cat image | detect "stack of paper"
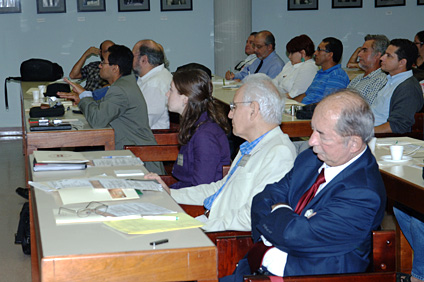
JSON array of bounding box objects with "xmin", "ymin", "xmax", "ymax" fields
[
  {"xmin": 33, "ymin": 151, "xmax": 88, "ymax": 172},
  {"xmin": 104, "ymin": 212, "xmax": 204, "ymax": 235}
]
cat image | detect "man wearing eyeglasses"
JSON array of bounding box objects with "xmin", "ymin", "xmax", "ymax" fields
[
  {"xmin": 146, "ymin": 74, "xmax": 296, "ymax": 232},
  {"xmin": 59, "ymin": 45, "xmax": 164, "ymax": 175},
  {"xmin": 295, "ymin": 37, "xmax": 349, "ymax": 105},
  {"xmin": 225, "ymin": 30, "xmax": 285, "ymax": 81}
]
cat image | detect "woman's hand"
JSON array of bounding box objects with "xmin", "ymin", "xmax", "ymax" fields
[{"xmin": 145, "ymin": 173, "xmax": 170, "ymax": 194}]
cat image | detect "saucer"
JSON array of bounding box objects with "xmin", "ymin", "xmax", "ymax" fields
[{"xmin": 380, "ymin": 155, "xmax": 412, "ymax": 163}]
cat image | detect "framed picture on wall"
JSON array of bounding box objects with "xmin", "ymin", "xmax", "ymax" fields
[
  {"xmin": 332, "ymin": 0, "xmax": 362, "ymax": 8},
  {"xmin": 37, "ymin": 0, "xmax": 66, "ymax": 13},
  {"xmin": 418, "ymin": 0, "xmax": 424, "ymax": 5},
  {"xmin": 288, "ymin": 0, "xmax": 318, "ymax": 11},
  {"xmin": 375, "ymin": 0, "xmax": 405, "ymax": 7},
  {"xmin": 77, "ymin": 0, "xmax": 106, "ymax": 12},
  {"xmin": 118, "ymin": 0, "xmax": 149, "ymax": 12},
  {"xmin": 0, "ymin": 0, "xmax": 21, "ymax": 13},
  {"xmin": 161, "ymin": 0, "xmax": 192, "ymax": 11}
]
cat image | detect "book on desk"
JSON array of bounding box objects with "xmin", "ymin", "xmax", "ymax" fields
[{"xmin": 33, "ymin": 151, "xmax": 89, "ymax": 172}]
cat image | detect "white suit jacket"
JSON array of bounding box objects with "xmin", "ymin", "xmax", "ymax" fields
[{"xmin": 171, "ymin": 126, "xmax": 296, "ymax": 231}]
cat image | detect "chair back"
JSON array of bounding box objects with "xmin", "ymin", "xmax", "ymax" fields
[{"xmin": 124, "ymin": 145, "xmax": 179, "ymax": 162}]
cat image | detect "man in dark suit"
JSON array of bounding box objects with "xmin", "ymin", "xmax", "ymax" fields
[{"xmin": 221, "ymin": 89, "xmax": 386, "ymax": 281}]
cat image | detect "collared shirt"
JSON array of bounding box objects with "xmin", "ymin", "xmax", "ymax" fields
[
  {"xmin": 371, "ymin": 70, "xmax": 413, "ymax": 126},
  {"xmin": 234, "ymin": 51, "xmax": 285, "ymax": 80},
  {"xmin": 137, "ymin": 64, "xmax": 172, "ymax": 129},
  {"xmin": 234, "ymin": 54, "xmax": 257, "ymax": 74},
  {"xmin": 203, "ymin": 131, "xmax": 270, "ymax": 210},
  {"xmin": 80, "ymin": 61, "xmax": 108, "ymax": 92},
  {"xmin": 262, "ymin": 147, "xmax": 367, "ymax": 276},
  {"xmin": 348, "ymin": 68, "xmax": 387, "ymax": 106},
  {"xmin": 302, "ymin": 64, "xmax": 350, "ymax": 105},
  {"xmin": 272, "ymin": 59, "xmax": 318, "ymax": 98}
]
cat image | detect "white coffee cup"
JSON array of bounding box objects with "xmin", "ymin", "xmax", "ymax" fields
[
  {"xmin": 38, "ymin": 85, "xmax": 46, "ymax": 98},
  {"xmin": 390, "ymin": 145, "xmax": 404, "ymax": 161},
  {"xmin": 32, "ymin": 90, "xmax": 40, "ymax": 102}
]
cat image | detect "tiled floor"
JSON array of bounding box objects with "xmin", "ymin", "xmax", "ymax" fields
[{"xmin": 0, "ymin": 138, "xmax": 31, "ymax": 282}]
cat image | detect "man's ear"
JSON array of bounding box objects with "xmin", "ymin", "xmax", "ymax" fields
[
  {"xmin": 399, "ymin": 58, "xmax": 407, "ymax": 70},
  {"xmin": 249, "ymin": 101, "xmax": 260, "ymax": 121},
  {"xmin": 349, "ymin": 136, "xmax": 364, "ymax": 153}
]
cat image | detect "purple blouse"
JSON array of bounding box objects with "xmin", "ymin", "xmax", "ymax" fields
[{"xmin": 170, "ymin": 112, "xmax": 231, "ymax": 189}]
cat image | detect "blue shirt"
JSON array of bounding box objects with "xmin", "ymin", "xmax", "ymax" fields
[
  {"xmin": 234, "ymin": 51, "xmax": 285, "ymax": 80},
  {"xmin": 302, "ymin": 64, "xmax": 350, "ymax": 105},
  {"xmin": 372, "ymin": 70, "xmax": 413, "ymax": 126},
  {"xmin": 203, "ymin": 131, "xmax": 270, "ymax": 210}
]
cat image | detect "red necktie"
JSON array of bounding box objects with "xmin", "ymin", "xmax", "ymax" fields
[{"xmin": 294, "ymin": 168, "xmax": 325, "ymax": 215}]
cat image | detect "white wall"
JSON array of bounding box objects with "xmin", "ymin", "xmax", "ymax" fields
[
  {"xmin": 252, "ymin": 0, "xmax": 424, "ymax": 69},
  {"xmin": 0, "ymin": 0, "xmax": 214, "ymax": 127},
  {"xmin": 1, "ymin": 0, "xmax": 423, "ymax": 128}
]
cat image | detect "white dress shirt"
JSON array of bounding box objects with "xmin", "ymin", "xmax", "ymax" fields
[{"xmin": 137, "ymin": 64, "xmax": 172, "ymax": 129}]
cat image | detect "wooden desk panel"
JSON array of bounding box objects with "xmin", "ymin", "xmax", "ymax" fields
[{"xmin": 30, "ymin": 151, "xmax": 217, "ymax": 282}]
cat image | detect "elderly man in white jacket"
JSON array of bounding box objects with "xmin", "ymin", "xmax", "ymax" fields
[{"xmin": 146, "ymin": 74, "xmax": 296, "ymax": 232}]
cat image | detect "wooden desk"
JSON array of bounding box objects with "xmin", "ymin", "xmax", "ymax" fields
[
  {"xmin": 21, "ymin": 82, "xmax": 115, "ymax": 182},
  {"xmin": 375, "ymin": 137, "xmax": 424, "ymax": 272},
  {"xmin": 30, "ymin": 150, "xmax": 217, "ymax": 282},
  {"xmin": 212, "ymin": 80, "xmax": 312, "ymax": 138}
]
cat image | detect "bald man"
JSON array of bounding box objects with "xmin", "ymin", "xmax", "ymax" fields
[
  {"xmin": 69, "ymin": 40, "xmax": 114, "ymax": 91},
  {"xmin": 132, "ymin": 39, "xmax": 172, "ymax": 129}
]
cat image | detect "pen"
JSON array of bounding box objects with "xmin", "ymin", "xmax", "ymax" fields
[
  {"xmin": 150, "ymin": 239, "xmax": 169, "ymax": 248},
  {"xmin": 102, "ymin": 155, "xmax": 133, "ymax": 159},
  {"xmin": 142, "ymin": 216, "xmax": 179, "ymax": 220}
]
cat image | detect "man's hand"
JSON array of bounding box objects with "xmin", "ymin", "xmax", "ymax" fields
[
  {"xmin": 225, "ymin": 70, "xmax": 235, "ymax": 80},
  {"xmin": 57, "ymin": 78, "xmax": 86, "ymax": 105},
  {"xmin": 144, "ymin": 173, "xmax": 170, "ymax": 194},
  {"xmin": 84, "ymin": 46, "xmax": 100, "ymax": 58}
]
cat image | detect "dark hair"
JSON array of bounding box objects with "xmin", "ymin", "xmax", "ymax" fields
[
  {"xmin": 137, "ymin": 45, "xmax": 164, "ymax": 66},
  {"xmin": 176, "ymin": 63, "xmax": 212, "ymax": 79},
  {"xmin": 390, "ymin": 39, "xmax": 418, "ymax": 70},
  {"xmin": 286, "ymin": 34, "xmax": 315, "ymax": 57},
  {"xmin": 173, "ymin": 69, "xmax": 230, "ymax": 145},
  {"xmin": 322, "ymin": 37, "xmax": 343, "ymax": 63},
  {"xmin": 107, "ymin": 45, "xmax": 133, "ymax": 76},
  {"xmin": 250, "ymin": 31, "xmax": 258, "ymax": 37},
  {"xmin": 416, "ymin": 30, "xmax": 424, "ymax": 44}
]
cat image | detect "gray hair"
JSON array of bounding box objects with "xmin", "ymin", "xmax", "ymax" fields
[
  {"xmin": 322, "ymin": 89, "xmax": 375, "ymax": 143},
  {"xmin": 364, "ymin": 34, "xmax": 390, "ymax": 56},
  {"xmin": 241, "ymin": 73, "xmax": 285, "ymax": 124},
  {"xmin": 137, "ymin": 45, "xmax": 164, "ymax": 66}
]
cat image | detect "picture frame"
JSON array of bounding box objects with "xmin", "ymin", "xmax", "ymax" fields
[
  {"xmin": 0, "ymin": 0, "xmax": 21, "ymax": 13},
  {"xmin": 37, "ymin": 0, "xmax": 66, "ymax": 13},
  {"xmin": 332, "ymin": 0, "xmax": 362, "ymax": 9},
  {"xmin": 161, "ymin": 0, "xmax": 192, "ymax": 12},
  {"xmin": 77, "ymin": 0, "xmax": 106, "ymax": 12},
  {"xmin": 375, "ymin": 0, "xmax": 405, "ymax": 7},
  {"xmin": 418, "ymin": 0, "xmax": 424, "ymax": 5},
  {"xmin": 118, "ymin": 0, "xmax": 149, "ymax": 12},
  {"xmin": 288, "ymin": 0, "xmax": 318, "ymax": 11}
]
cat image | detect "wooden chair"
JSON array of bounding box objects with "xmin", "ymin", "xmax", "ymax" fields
[
  {"xmin": 244, "ymin": 272, "xmax": 396, "ymax": 282},
  {"xmin": 152, "ymin": 130, "xmax": 179, "ymax": 145},
  {"xmin": 124, "ymin": 144, "xmax": 179, "ymax": 177},
  {"xmin": 243, "ymin": 230, "xmax": 396, "ymax": 282},
  {"xmin": 375, "ymin": 112, "xmax": 424, "ymax": 140}
]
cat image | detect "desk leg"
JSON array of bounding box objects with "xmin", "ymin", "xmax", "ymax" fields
[
  {"xmin": 396, "ymin": 222, "xmax": 413, "ymax": 273},
  {"xmin": 29, "ymin": 190, "xmax": 40, "ymax": 282}
]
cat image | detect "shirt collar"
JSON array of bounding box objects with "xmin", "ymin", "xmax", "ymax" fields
[
  {"xmin": 239, "ymin": 131, "xmax": 270, "ymax": 155},
  {"xmin": 318, "ymin": 64, "xmax": 341, "ymax": 73},
  {"xmin": 387, "ymin": 69, "xmax": 413, "ymax": 84},
  {"xmin": 140, "ymin": 64, "xmax": 165, "ymax": 82},
  {"xmin": 319, "ymin": 147, "xmax": 367, "ymax": 185}
]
